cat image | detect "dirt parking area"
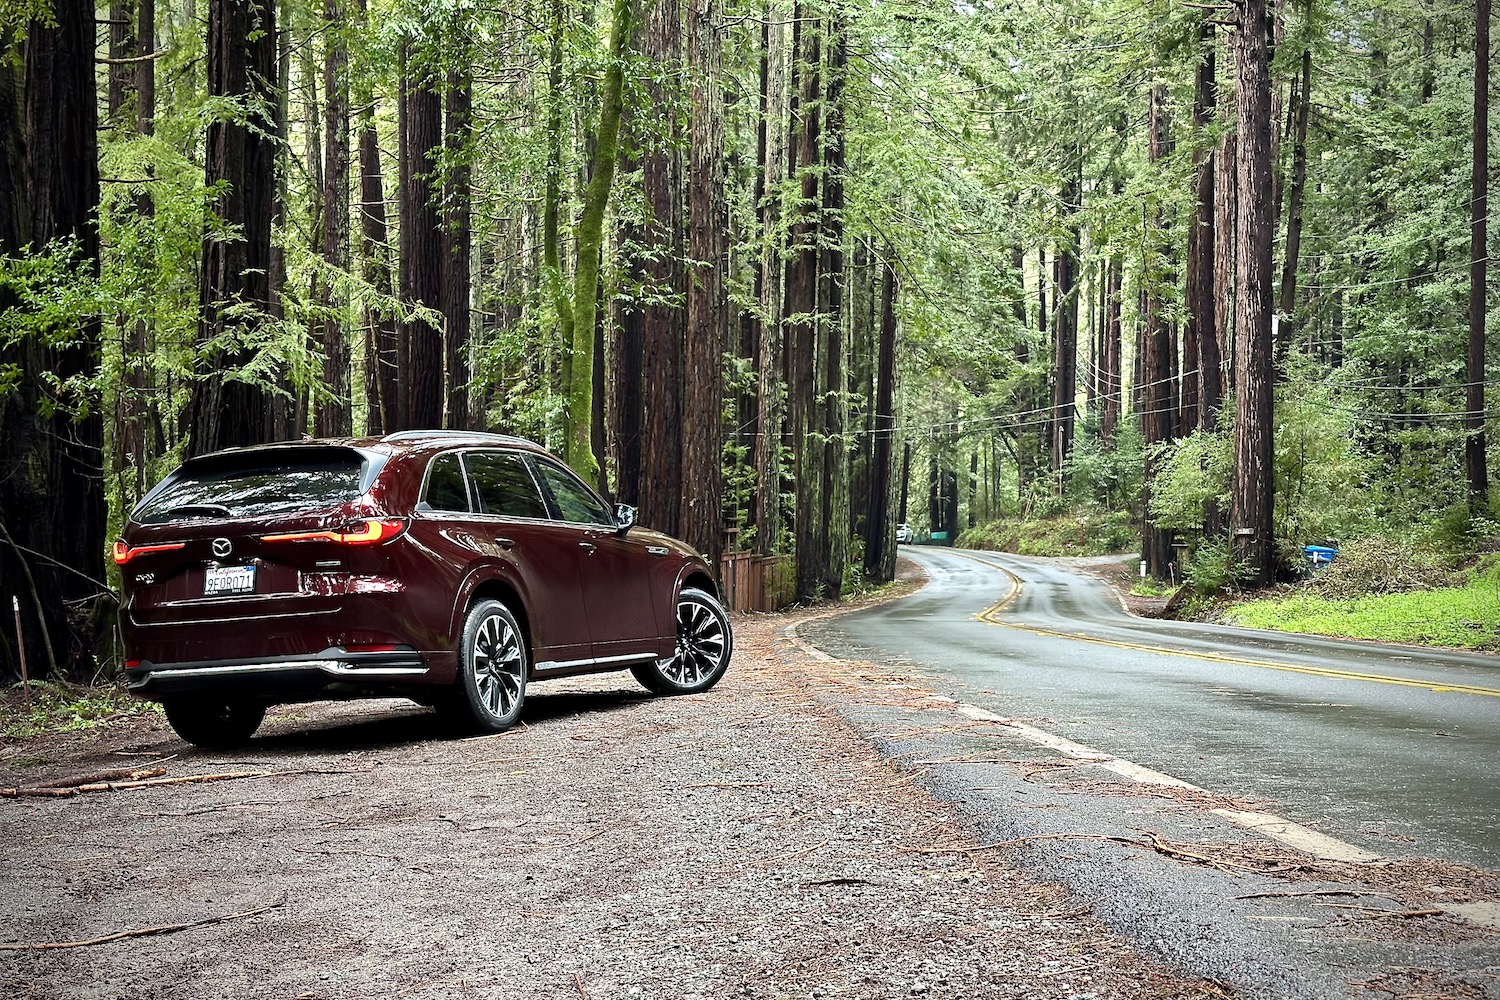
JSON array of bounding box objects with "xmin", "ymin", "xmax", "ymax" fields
[{"xmin": 0, "ymin": 587, "xmax": 1236, "ymax": 1000}]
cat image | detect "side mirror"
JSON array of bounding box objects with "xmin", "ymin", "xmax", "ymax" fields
[{"xmin": 614, "ymin": 503, "xmax": 637, "ymax": 535}]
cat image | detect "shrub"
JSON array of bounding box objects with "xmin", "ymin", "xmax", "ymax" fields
[{"xmin": 1309, "ymin": 534, "xmax": 1454, "ymax": 599}]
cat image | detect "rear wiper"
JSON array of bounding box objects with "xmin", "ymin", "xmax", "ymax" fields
[{"xmin": 158, "ymin": 503, "xmax": 233, "ymax": 520}]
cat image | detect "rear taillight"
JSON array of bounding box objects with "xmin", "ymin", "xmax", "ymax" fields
[
  {"xmin": 261, "ymin": 518, "xmax": 406, "ymax": 546},
  {"xmin": 112, "ymin": 540, "xmax": 187, "ymax": 565},
  {"xmin": 125, "ymin": 659, "xmax": 141, "ymax": 669}
]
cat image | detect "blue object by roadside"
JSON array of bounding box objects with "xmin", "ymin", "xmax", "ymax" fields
[{"xmin": 1303, "ymin": 544, "xmax": 1338, "ymax": 567}]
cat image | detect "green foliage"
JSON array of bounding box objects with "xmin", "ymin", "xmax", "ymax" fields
[
  {"xmin": 1308, "ymin": 535, "xmax": 1455, "ymax": 599},
  {"xmin": 1, "ymin": 681, "xmax": 159, "ymax": 740},
  {"xmin": 958, "ymin": 507, "xmax": 1136, "ymax": 558},
  {"xmin": 1147, "ymin": 426, "xmax": 1231, "ymax": 533},
  {"xmin": 1182, "ymin": 539, "xmax": 1256, "ymax": 595},
  {"xmin": 1224, "ymin": 581, "xmax": 1499, "ymax": 651}
]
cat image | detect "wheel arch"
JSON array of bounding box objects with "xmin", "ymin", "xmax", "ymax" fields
[{"xmin": 451, "ymin": 568, "xmax": 534, "ymax": 658}]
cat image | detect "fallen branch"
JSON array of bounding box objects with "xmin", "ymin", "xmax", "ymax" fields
[
  {"xmin": 1235, "ymin": 889, "xmax": 1397, "ymax": 902},
  {"xmin": 0, "ymin": 903, "xmax": 281, "ymax": 951},
  {"xmin": 1, "ymin": 767, "xmax": 358, "ymax": 799},
  {"xmin": 46, "ymin": 767, "xmax": 168, "ymax": 789}
]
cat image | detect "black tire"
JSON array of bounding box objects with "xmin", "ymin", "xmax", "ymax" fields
[
  {"xmin": 162, "ymin": 697, "xmax": 265, "ymax": 749},
  {"xmin": 440, "ymin": 599, "xmax": 528, "ymax": 733},
  {"xmin": 631, "ymin": 586, "xmax": 733, "ymax": 695}
]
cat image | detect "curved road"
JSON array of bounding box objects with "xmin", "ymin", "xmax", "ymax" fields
[{"xmin": 805, "ymin": 546, "xmax": 1500, "ymax": 869}]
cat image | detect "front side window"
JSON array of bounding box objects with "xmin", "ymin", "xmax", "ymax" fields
[
  {"xmin": 423, "ymin": 453, "xmax": 471, "ymax": 512},
  {"xmin": 534, "ymin": 460, "xmax": 613, "ymax": 525},
  {"xmin": 467, "ymin": 451, "xmax": 548, "ymax": 519}
]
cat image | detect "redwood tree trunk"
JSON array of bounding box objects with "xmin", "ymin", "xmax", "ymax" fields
[
  {"xmin": 683, "ymin": 0, "xmax": 726, "ymax": 568},
  {"xmin": 188, "ymin": 0, "xmax": 278, "ymax": 455},
  {"xmin": 404, "ymin": 61, "xmax": 444, "ymax": 429},
  {"xmin": 637, "ymin": 0, "xmax": 684, "ymax": 535},
  {"xmin": 317, "ymin": 0, "xmax": 351, "ymax": 437},
  {"xmin": 1231, "ymin": 0, "xmax": 1278, "ymax": 583},
  {"xmin": 1467, "ymin": 0, "xmax": 1491, "ymax": 506},
  {"xmin": 1141, "ymin": 83, "xmax": 1177, "ymax": 580},
  {"xmin": 787, "ymin": 6, "xmax": 824, "ymax": 601},
  {"xmin": 443, "ymin": 65, "xmax": 473, "ymax": 430},
  {"xmin": 1051, "ymin": 173, "xmax": 1081, "ymax": 473},
  {"xmin": 1188, "ymin": 21, "xmax": 1219, "ymax": 434},
  {"xmin": 1277, "ymin": 44, "xmax": 1311, "ymax": 365},
  {"xmin": 0, "ymin": 0, "xmax": 106, "ymax": 678},
  {"xmin": 864, "ymin": 256, "xmax": 898, "ymax": 583}
]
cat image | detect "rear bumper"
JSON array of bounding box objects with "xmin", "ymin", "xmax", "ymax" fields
[{"xmin": 125, "ymin": 648, "xmax": 431, "ymax": 700}]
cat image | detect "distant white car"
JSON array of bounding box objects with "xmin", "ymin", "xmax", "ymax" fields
[{"xmin": 896, "ymin": 523, "xmax": 914, "ymax": 544}]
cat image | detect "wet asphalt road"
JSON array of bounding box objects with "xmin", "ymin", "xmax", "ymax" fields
[{"xmin": 805, "ymin": 546, "xmax": 1500, "ymax": 870}]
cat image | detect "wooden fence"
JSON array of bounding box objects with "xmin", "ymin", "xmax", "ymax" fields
[{"xmin": 717, "ymin": 552, "xmax": 794, "ymax": 613}]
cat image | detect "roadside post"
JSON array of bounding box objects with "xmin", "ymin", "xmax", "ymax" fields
[{"xmin": 12, "ymin": 596, "xmax": 32, "ymax": 714}]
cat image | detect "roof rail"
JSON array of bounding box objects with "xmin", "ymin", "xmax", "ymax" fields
[{"xmin": 381, "ymin": 429, "xmax": 531, "ymax": 445}]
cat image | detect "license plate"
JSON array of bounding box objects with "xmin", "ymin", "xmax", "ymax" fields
[{"xmin": 205, "ymin": 564, "xmax": 256, "ymax": 596}]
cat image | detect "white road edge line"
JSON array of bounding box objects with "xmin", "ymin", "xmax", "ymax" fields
[{"xmin": 786, "ymin": 617, "xmax": 1384, "ymax": 865}]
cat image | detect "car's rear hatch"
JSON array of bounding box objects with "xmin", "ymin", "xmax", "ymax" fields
[{"xmin": 120, "ymin": 446, "xmax": 387, "ymax": 630}]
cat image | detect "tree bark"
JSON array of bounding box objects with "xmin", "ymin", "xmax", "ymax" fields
[
  {"xmin": 1142, "ymin": 83, "xmax": 1177, "ymax": 580},
  {"xmin": 752, "ymin": 2, "xmax": 786, "ymax": 554},
  {"xmin": 637, "ymin": 0, "xmax": 683, "ymax": 536},
  {"xmin": 563, "ymin": 0, "xmax": 635, "ymax": 479},
  {"xmin": 404, "ymin": 49, "xmax": 444, "ymax": 430},
  {"xmin": 864, "ymin": 255, "xmax": 898, "ymax": 583},
  {"xmin": 1467, "ymin": 0, "xmax": 1491, "ymax": 507},
  {"xmin": 356, "ymin": 0, "xmax": 396, "ymax": 434},
  {"xmin": 443, "ymin": 63, "xmax": 473, "ymax": 430},
  {"xmin": 316, "ymin": 0, "xmax": 351, "ymax": 437},
  {"xmin": 1231, "ymin": 0, "xmax": 1278, "ymax": 583},
  {"xmin": 1188, "ymin": 20, "xmax": 1219, "ymax": 435},
  {"xmin": 1050, "ymin": 174, "xmax": 1080, "ymax": 473},
  {"xmin": 187, "ymin": 0, "xmax": 278, "ymax": 455},
  {"xmin": 787, "ymin": 4, "xmax": 824, "ymax": 600},
  {"xmin": 683, "ymin": 0, "xmax": 726, "ymax": 567},
  {"xmin": 0, "ymin": 0, "xmax": 106, "ymax": 677},
  {"xmin": 1276, "ymin": 43, "xmax": 1311, "ymax": 365}
]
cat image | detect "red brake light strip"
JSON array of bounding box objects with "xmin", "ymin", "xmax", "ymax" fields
[
  {"xmin": 261, "ymin": 519, "xmax": 405, "ymax": 545},
  {"xmin": 112, "ymin": 540, "xmax": 186, "ymax": 565}
]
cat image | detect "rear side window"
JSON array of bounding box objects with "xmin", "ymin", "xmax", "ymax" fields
[
  {"xmin": 136, "ymin": 449, "xmax": 367, "ymax": 524},
  {"xmin": 423, "ymin": 453, "xmax": 471, "ymax": 512},
  {"xmin": 466, "ymin": 451, "xmax": 547, "ymax": 519}
]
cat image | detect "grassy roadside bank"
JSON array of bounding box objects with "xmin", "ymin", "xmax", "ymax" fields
[{"xmin": 1221, "ymin": 570, "xmax": 1499, "ymax": 651}]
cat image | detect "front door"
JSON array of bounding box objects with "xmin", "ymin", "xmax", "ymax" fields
[{"xmin": 528, "ymin": 457, "xmax": 663, "ymax": 662}]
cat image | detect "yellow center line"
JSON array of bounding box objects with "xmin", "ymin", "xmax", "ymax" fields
[{"xmin": 966, "ymin": 561, "xmax": 1500, "ymax": 699}]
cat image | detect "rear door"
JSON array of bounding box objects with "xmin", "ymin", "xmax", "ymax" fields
[{"xmin": 463, "ymin": 449, "xmax": 591, "ymax": 667}]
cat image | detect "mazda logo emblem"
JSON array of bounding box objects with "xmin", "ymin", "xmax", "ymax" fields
[{"xmin": 212, "ymin": 538, "xmax": 232, "ymax": 558}]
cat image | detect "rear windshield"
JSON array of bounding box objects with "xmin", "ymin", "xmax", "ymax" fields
[{"xmin": 135, "ymin": 449, "xmax": 368, "ymax": 524}]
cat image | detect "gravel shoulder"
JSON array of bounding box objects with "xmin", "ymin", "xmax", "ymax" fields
[{"xmin": 1, "ymin": 573, "xmax": 1226, "ymax": 1000}]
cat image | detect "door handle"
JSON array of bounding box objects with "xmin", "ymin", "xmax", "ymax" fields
[
  {"xmin": 579, "ymin": 542, "xmax": 596, "ymax": 555},
  {"xmin": 494, "ymin": 537, "xmax": 515, "ymax": 550}
]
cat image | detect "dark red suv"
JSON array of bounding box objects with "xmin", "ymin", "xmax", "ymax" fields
[{"xmin": 115, "ymin": 431, "xmax": 732, "ymax": 747}]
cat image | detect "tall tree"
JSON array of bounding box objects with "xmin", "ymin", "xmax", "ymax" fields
[
  {"xmin": 863, "ymin": 256, "xmax": 898, "ymax": 583},
  {"xmin": 1188, "ymin": 19, "xmax": 1221, "ymax": 434},
  {"xmin": 356, "ymin": 0, "xmax": 397, "ymax": 433},
  {"xmin": 443, "ymin": 58, "xmax": 473, "ymax": 430},
  {"xmin": 404, "ymin": 45, "xmax": 444, "ymax": 430},
  {"xmin": 187, "ymin": 0, "xmax": 279, "ymax": 455},
  {"xmin": 786, "ymin": 4, "xmax": 825, "ymax": 600},
  {"xmin": 316, "ymin": 0, "xmax": 352, "ymax": 437},
  {"xmin": 1141, "ymin": 83, "xmax": 1177, "ymax": 580},
  {"xmin": 683, "ymin": 0, "xmax": 726, "ymax": 566},
  {"xmin": 1230, "ymin": 0, "xmax": 1277, "ymax": 583},
  {"xmin": 561, "ymin": 0, "xmax": 635, "ymax": 478},
  {"xmin": 1467, "ymin": 0, "xmax": 1490, "ymax": 506},
  {"xmin": 1050, "ymin": 173, "xmax": 1080, "ymax": 472}
]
